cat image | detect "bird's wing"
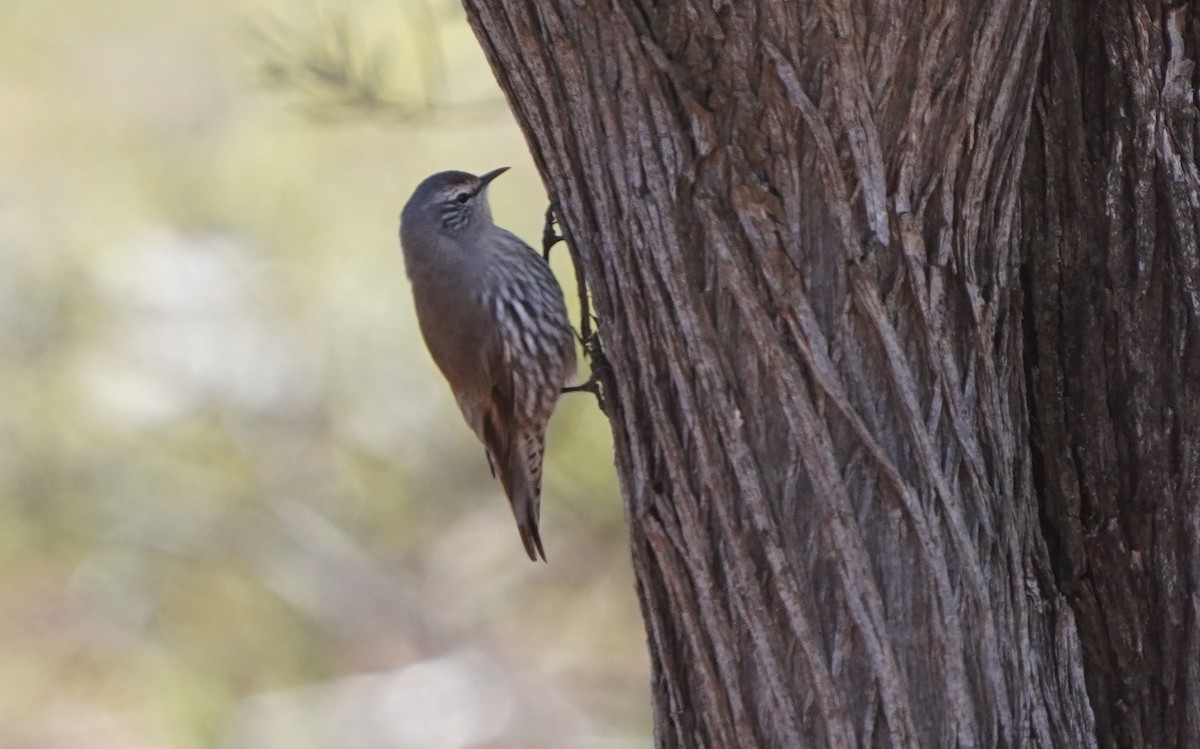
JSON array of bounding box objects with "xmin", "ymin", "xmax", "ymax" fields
[
  {"xmin": 486, "ymin": 244, "xmax": 577, "ymax": 426},
  {"xmin": 479, "ymin": 286, "xmax": 555, "ymax": 561}
]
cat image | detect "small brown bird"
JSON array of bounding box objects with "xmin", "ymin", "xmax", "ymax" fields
[{"xmin": 399, "ymin": 168, "xmax": 576, "ymax": 561}]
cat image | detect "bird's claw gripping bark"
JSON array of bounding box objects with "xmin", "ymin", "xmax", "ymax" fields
[
  {"xmin": 544, "ymin": 200, "xmax": 610, "ymax": 415},
  {"xmin": 542, "ymin": 203, "xmax": 564, "ymax": 261}
]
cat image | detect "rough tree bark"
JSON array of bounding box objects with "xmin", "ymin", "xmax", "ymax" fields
[
  {"xmin": 1024, "ymin": 4, "xmax": 1200, "ymax": 747},
  {"xmin": 463, "ymin": 1, "xmax": 1200, "ymax": 747}
]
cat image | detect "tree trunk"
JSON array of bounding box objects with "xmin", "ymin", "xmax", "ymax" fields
[{"xmin": 463, "ymin": 1, "xmax": 1200, "ymax": 746}]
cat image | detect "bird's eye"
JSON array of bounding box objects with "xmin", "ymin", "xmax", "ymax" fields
[{"xmin": 454, "ymin": 192, "xmax": 471, "ymax": 205}]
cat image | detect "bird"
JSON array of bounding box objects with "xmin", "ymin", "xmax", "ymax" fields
[{"xmin": 399, "ymin": 168, "xmax": 577, "ymax": 561}]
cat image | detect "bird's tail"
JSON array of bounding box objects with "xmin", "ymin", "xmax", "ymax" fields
[{"xmin": 503, "ymin": 428, "xmax": 547, "ymax": 562}]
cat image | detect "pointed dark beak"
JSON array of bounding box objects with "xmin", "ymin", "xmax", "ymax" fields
[{"xmin": 478, "ymin": 166, "xmax": 510, "ymax": 188}]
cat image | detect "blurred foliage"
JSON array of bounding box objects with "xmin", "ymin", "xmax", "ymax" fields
[
  {"xmin": 0, "ymin": 0, "xmax": 646, "ymax": 746},
  {"xmin": 251, "ymin": 1, "xmax": 508, "ymax": 123}
]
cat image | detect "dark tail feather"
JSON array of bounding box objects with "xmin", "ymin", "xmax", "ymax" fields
[
  {"xmin": 515, "ymin": 503, "xmax": 546, "ymax": 562},
  {"xmin": 483, "ymin": 419, "xmax": 547, "ymax": 562},
  {"xmin": 507, "ymin": 449, "xmax": 546, "ymax": 562},
  {"xmin": 511, "ymin": 429, "xmax": 547, "ymax": 562}
]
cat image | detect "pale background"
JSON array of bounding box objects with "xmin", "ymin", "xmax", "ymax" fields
[{"xmin": 0, "ymin": 0, "xmax": 648, "ymax": 746}]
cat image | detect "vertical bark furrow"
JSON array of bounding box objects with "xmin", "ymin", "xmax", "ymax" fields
[
  {"xmin": 815, "ymin": 0, "xmax": 892, "ymax": 244},
  {"xmin": 764, "ymin": 46, "xmax": 860, "ymax": 257},
  {"xmin": 643, "ymin": 516, "xmax": 739, "ymax": 747},
  {"xmin": 852, "ymin": 271, "xmax": 1016, "ymax": 741},
  {"xmin": 709, "ymin": 224, "xmax": 933, "ymax": 743}
]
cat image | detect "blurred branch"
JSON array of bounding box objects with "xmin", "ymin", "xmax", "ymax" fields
[{"xmin": 249, "ymin": 3, "xmax": 506, "ymax": 125}]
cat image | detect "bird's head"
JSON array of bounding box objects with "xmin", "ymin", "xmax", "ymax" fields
[{"xmin": 401, "ymin": 167, "xmax": 509, "ymax": 237}]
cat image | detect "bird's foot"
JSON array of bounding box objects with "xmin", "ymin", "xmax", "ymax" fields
[{"xmin": 542, "ymin": 203, "xmax": 564, "ymax": 261}]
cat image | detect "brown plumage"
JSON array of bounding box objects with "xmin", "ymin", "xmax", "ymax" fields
[{"xmin": 399, "ymin": 168, "xmax": 576, "ymax": 560}]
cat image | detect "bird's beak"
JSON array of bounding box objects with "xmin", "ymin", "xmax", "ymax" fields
[{"xmin": 478, "ymin": 166, "xmax": 510, "ymax": 188}]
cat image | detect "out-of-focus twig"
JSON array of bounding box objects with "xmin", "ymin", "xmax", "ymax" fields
[{"xmin": 248, "ymin": 6, "xmax": 506, "ymax": 125}]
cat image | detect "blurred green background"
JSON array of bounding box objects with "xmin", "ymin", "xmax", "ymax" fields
[{"xmin": 0, "ymin": 0, "xmax": 647, "ymax": 746}]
